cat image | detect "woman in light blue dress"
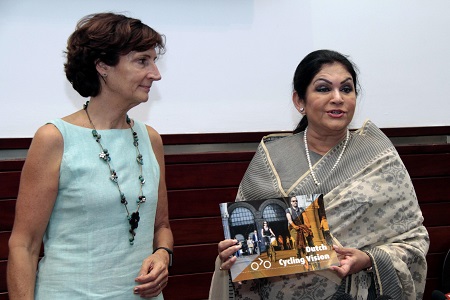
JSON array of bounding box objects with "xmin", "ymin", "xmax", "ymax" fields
[{"xmin": 7, "ymin": 13, "xmax": 173, "ymax": 299}]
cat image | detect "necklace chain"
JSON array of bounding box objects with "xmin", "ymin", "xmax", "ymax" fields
[
  {"xmin": 84, "ymin": 101, "xmax": 145, "ymax": 245},
  {"xmin": 303, "ymin": 128, "xmax": 350, "ymax": 186}
]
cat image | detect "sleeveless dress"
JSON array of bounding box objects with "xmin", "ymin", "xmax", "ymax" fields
[{"xmin": 34, "ymin": 119, "xmax": 163, "ymax": 299}]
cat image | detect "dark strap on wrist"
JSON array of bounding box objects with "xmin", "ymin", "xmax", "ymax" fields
[{"xmin": 153, "ymin": 247, "xmax": 173, "ymax": 267}]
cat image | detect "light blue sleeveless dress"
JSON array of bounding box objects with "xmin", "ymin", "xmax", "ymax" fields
[{"xmin": 35, "ymin": 119, "xmax": 163, "ymax": 299}]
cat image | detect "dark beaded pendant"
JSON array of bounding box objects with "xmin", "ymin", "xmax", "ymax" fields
[{"xmin": 84, "ymin": 100, "xmax": 146, "ymax": 245}]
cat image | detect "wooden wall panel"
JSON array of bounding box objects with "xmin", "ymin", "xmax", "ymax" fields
[
  {"xmin": 0, "ymin": 173, "xmax": 20, "ymax": 200},
  {"xmin": 168, "ymin": 187, "xmax": 238, "ymax": 219},
  {"xmin": 428, "ymin": 226, "xmax": 450, "ymax": 254},
  {"xmin": 166, "ymin": 162, "xmax": 248, "ymax": 190},
  {"xmin": 421, "ymin": 203, "xmax": 450, "ymax": 227},
  {"xmin": 0, "ymin": 261, "xmax": 5, "ymax": 293},
  {"xmin": 413, "ymin": 177, "xmax": 450, "ymax": 204},
  {"xmin": 0, "ymin": 233, "xmax": 9, "ymax": 261},
  {"xmin": 0, "ymin": 161, "xmax": 23, "ymax": 172},
  {"xmin": 165, "ymin": 272, "xmax": 212, "ymax": 300},
  {"xmin": 1, "ymin": 131, "xmax": 449, "ymax": 300},
  {"xmin": 171, "ymin": 244, "xmax": 217, "ymax": 276},
  {"xmin": 0, "ymin": 200, "xmax": 15, "ymax": 232},
  {"xmin": 171, "ymin": 217, "xmax": 223, "ymax": 246},
  {"xmin": 402, "ymin": 154, "xmax": 450, "ymax": 178}
]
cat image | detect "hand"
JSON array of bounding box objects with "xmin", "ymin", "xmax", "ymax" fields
[
  {"xmin": 329, "ymin": 245, "xmax": 372, "ymax": 278},
  {"xmin": 133, "ymin": 251, "xmax": 170, "ymax": 298},
  {"xmin": 218, "ymin": 239, "xmax": 241, "ymax": 270}
]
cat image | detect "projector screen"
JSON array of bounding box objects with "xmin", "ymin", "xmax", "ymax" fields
[{"xmin": 1, "ymin": 0, "xmax": 449, "ymax": 138}]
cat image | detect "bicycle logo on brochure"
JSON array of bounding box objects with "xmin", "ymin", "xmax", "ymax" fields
[{"xmin": 250, "ymin": 257, "xmax": 271, "ymax": 270}]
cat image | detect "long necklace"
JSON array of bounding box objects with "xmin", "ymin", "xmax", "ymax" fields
[
  {"xmin": 84, "ymin": 101, "xmax": 146, "ymax": 245},
  {"xmin": 303, "ymin": 127, "xmax": 350, "ymax": 186}
]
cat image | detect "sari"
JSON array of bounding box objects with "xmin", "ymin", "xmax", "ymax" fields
[{"xmin": 209, "ymin": 120, "xmax": 429, "ymax": 300}]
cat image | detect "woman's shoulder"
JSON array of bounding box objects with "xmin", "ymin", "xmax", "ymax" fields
[
  {"xmin": 26, "ymin": 123, "xmax": 64, "ymax": 162},
  {"xmin": 141, "ymin": 123, "xmax": 162, "ymax": 147},
  {"xmin": 33, "ymin": 123, "xmax": 64, "ymax": 145},
  {"xmin": 262, "ymin": 132, "xmax": 296, "ymax": 144},
  {"xmin": 261, "ymin": 132, "xmax": 303, "ymax": 152},
  {"xmin": 353, "ymin": 119, "xmax": 393, "ymax": 146}
]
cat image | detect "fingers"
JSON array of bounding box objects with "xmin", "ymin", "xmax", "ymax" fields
[
  {"xmin": 333, "ymin": 245, "xmax": 354, "ymax": 255},
  {"xmin": 136, "ymin": 258, "xmax": 154, "ymax": 279},
  {"xmin": 134, "ymin": 253, "xmax": 170, "ymax": 297},
  {"xmin": 134, "ymin": 261, "xmax": 168, "ymax": 297},
  {"xmin": 220, "ymin": 255, "xmax": 237, "ymax": 270},
  {"xmin": 135, "ymin": 278, "xmax": 168, "ymax": 298},
  {"xmin": 331, "ymin": 246, "xmax": 371, "ymax": 275},
  {"xmin": 218, "ymin": 239, "xmax": 241, "ymax": 270},
  {"xmin": 329, "ymin": 265, "xmax": 347, "ymax": 278},
  {"xmin": 218, "ymin": 239, "xmax": 238, "ymax": 253}
]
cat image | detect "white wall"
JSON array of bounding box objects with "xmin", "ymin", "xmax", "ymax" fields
[{"xmin": 1, "ymin": 0, "xmax": 449, "ymax": 138}]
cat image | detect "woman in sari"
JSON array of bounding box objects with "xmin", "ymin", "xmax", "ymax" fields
[{"xmin": 210, "ymin": 50, "xmax": 429, "ymax": 299}]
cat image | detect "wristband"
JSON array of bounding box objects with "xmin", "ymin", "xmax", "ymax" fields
[{"xmin": 153, "ymin": 247, "xmax": 173, "ymax": 268}]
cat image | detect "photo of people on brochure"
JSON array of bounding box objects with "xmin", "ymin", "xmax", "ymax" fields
[{"xmin": 219, "ymin": 194, "xmax": 339, "ymax": 282}]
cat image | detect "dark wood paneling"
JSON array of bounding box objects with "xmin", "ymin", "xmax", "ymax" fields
[
  {"xmin": 165, "ymin": 151, "xmax": 254, "ymax": 164},
  {"xmin": 168, "ymin": 187, "xmax": 237, "ymax": 219},
  {"xmin": 428, "ymin": 226, "xmax": 450, "ymax": 254},
  {"xmin": 397, "ymin": 144, "xmax": 450, "ymax": 155},
  {"xmin": 2, "ymin": 126, "xmax": 450, "ymax": 148},
  {"xmin": 166, "ymin": 162, "xmax": 248, "ymax": 190},
  {"xmin": 423, "ymin": 278, "xmax": 439, "ymax": 300},
  {"xmin": 0, "ymin": 138, "xmax": 31, "ymax": 149},
  {"xmin": 0, "ymin": 260, "xmax": 5, "ymax": 293},
  {"xmin": 0, "ymin": 161, "xmax": 23, "ymax": 172},
  {"xmin": 0, "ymin": 233, "xmax": 9, "ymax": 260},
  {"xmin": 421, "ymin": 203, "xmax": 450, "ymax": 227},
  {"xmin": 426, "ymin": 252, "xmax": 446, "ymax": 281},
  {"xmin": 0, "ymin": 173, "xmax": 20, "ymax": 200},
  {"xmin": 165, "ymin": 272, "xmax": 212, "ymax": 300},
  {"xmin": 162, "ymin": 132, "xmax": 275, "ymax": 145},
  {"xmin": 413, "ymin": 177, "xmax": 450, "ymax": 204},
  {"xmin": 170, "ymin": 217, "xmax": 223, "ymax": 246},
  {"xmin": 0, "ymin": 201, "xmax": 15, "ymax": 232},
  {"xmin": 403, "ymin": 154, "xmax": 450, "ymax": 178},
  {"xmin": 171, "ymin": 244, "xmax": 217, "ymax": 276},
  {"xmin": 381, "ymin": 126, "xmax": 450, "ymax": 137}
]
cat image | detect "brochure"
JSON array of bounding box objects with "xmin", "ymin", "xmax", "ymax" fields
[{"xmin": 219, "ymin": 194, "xmax": 339, "ymax": 282}]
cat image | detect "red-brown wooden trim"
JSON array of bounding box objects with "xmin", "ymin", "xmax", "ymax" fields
[
  {"xmin": 0, "ymin": 138, "xmax": 32, "ymax": 149},
  {"xmin": 1, "ymin": 125, "xmax": 449, "ymax": 148}
]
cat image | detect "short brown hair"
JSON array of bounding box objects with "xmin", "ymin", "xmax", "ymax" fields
[{"xmin": 64, "ymin": 13, "xmax": 165, "ymax": 97}]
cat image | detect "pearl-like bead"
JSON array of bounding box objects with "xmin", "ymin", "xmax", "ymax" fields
[{"xmin": 304, "ymin": 128, "xmax": 350, "ymax": 186}]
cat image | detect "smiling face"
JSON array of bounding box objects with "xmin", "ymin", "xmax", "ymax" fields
[
  {"xmin": 294, "ymin": 62, "xmax": 356, "ymax": 137},
  {"xmin": 97, "ymin": 48, "xmax": 161, "ymax": 106}
]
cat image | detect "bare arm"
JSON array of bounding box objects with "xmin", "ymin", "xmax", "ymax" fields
[
  {"xmin": 7, "ymin": 124, "xmax": 63, "ymax": 299},
  {"xmin": 134, "ymin": 125, "xmax": 173, "ymax": 298},
  {"xmin": 147, "ymin": 126, "xmax": 173, "ymax": 254},
  {"xmin": 286, "ymin": 212, "xmax": 299, "ymax": 230},
  {"xmin": 269, "ymin": 228, "xmax": 275, "ymax": 236},
  {"xmin": 302, "ymin": 212, "xmax": 311, "ymax": 228}
]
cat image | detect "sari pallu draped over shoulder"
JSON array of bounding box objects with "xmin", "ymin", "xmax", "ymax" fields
[{"xmin": 209, "ymin": 120, "xmax": 429, "ymax": 300}]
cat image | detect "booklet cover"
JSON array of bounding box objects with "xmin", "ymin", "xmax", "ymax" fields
[{"xmin": 219, "ymin": 194, "xmax": 339, "ymax": 282}]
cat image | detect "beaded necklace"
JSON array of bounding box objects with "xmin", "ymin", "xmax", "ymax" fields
[
  {"xmin": 84, "ymin": 101, "xmax": 146, "ymax": 245},
  {"xmin": 303, "ymin": 127, "xmax": 350, "ymax": 186}
]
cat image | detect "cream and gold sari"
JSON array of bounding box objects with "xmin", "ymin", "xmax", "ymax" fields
[{"xmin": 210, "ymin": 120, "xmax": 429, "ymax": 300}]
